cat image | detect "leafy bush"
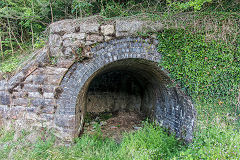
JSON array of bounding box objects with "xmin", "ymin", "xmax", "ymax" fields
[
  {"xmin": 167, "ymin": 0, "xmax": 212, "ymax": 11},
  {"xmin": 100, "ymin": 0, "xmax": 128, "ymax": 18},
  {"xmin": 72, "ymin": 0, "xmax": 93, "ymax": 18}
]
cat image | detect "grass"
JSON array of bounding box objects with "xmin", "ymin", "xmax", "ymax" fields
[
  {"xmin": 0, "ymin": 101, "xmax": 240, "ymax": 160},
  {"xmin": 0, "ymin": 36, "xmax": 46, "ymax": 79},
  {"xmin": 173, "ymin": 102, "xmax": 240, "ymax": 159},
  {"xmin": 0, "ymin": 121, "xmax": 181, "ymax": 160},
  {"xmin": 0, "ymin": 51, "xmax": 33, "ymax": 79}
]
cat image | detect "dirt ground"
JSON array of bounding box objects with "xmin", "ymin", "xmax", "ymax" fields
[{"xmin": 84, "ymin": 111, "xmax": 146, "ymax": 143}]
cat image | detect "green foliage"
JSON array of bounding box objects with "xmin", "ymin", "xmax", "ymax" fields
[
  {"xmin": 30, "ymin": 136, "xmax": 55, "ymax": 159},
  {"xmin": 180, "ymin": 128, "xmax": 240, "ymax": 159},
  {"xmin": 119, "ymin": 121, "xmax": 181, "ymax": 159},
  {"xmin": 72, "ymin": 0, "xmax": 93, "ymax": 18},
  {"xmin": 167, "ymin": 0, "xmax": 212, "ymax": 11},
  {"xmin": 0, "ymin": 121, "xmax": 181, "ymax": 160},
  {"xmin": 1, "ymin": 111, "xmax": 240, "ymax": 159},
  {"xmin": 158, "ymin": 29, "xmax": 240, "ymax": 106},
  {"xmin": 0, "ymin": 129, "xmax": 15, "ymax": 159},
  {"xmin": 0, "ymin": 129, "xmax": 14, "ymax": 143},
  {"xmin": 0, "ymin": 55, "xmax": 21, "ymax": 73},
  {"xmin": 49, "ymin": 56, "xmax": 58, "ymax": 65},
  {"xmin": 166, "ymin": 0, "xmax": 239, "ymax": 12},
  {"xmin": 0, "ymin": 50, "xmax": 33, "ymax": 76},
  {"xmin": 75, "ymin": 47, "xmax": 83, "ymax": 62},
  {"xmin": 172, "ymin": 103, "xmax": 240, "ymax": 159},
  {"xmin": 156, "ymin": 26, "xmax": 240, "ymax": 159},
  {"xmin": 1, "ymin": 0, "xmax": 237, "ymax": 65},
  {"xmin": 70, "ymin": 134, "xmax": 118, "ymax": 159},
  {"xmin": 33, "ymin": 37, "xmax": 46, "ymax": 49},
  {"xmin": 100, "ymin": 0, "xmax": 128, "ymax": 18}
]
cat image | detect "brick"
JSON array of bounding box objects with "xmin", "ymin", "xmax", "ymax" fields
[
  {"xmin": 40, "ymin": 114, "xmax": 54, "ymax": 121},
  {"xmin": 28, "ymin": 92, "xmax": 42, "ymax": 98},
  {"xmin": 42, "ymin": 106, "xmax": 55, "ymax": 114},
  {"xmin": 23, "ymin": 84, "xmax": 40, "ymax": 92},
  {"xmin": 12, "ymin": 91, "xmax": 28, "ymax": 98},
  {"xmin": 0, "ymin": 81, "xmax": 7, "ymax": 91},
  {"xmin": 12, "ymin": 98, "xmax": 29, "ymax": 106},
  {"xmin": 24, "ymin": 75, "xmax": 46, "ymax": 85},
  {"xmin": 0, "ymin": 92, "xmax": 10, "ymax": 105},
  {"xmin": 31, "ymin": 98, "xmax": 54, "ymax": 106},
  {"xmin": 43, "ymin": 92, "xmax": 54, "ymax": 99}
]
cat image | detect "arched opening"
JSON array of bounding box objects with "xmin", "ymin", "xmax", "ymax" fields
[
  {"xmin": 76, "ymin": 58, "xmax": 170, "ymax": 139},
  {"xmin": 56, "ymin": 37, "xmax": 195, "ymax": 143}
]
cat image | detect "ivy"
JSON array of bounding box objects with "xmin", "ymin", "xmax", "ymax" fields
[{"xmin": 158, "ymin": 29, "xmax": 240, "ymax": 106}]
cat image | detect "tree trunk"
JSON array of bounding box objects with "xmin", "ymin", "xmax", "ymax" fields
[
  {"xmin": 31, "ymin": 23, "xmax": 34, "ymax": 50},
  {"xmin": 31, "ymin": 0, "xmax": 35, "ymax": 50},
  {"xmin": 237, "ymin": 87, "xmax": 240, "ymax": 111},
  {"xmin": 0, "ymin": 35, "xmax": 3, "ymax": 60},
  {"xmin": 7, "ymin": 18, "xmax": 14, "ymax": 56},
  {"xmin": 11, "ymin": 30, "xmax": 23, "ymax": 51},
  {"xmin": 49, "ymin": 0, "xmax": 54, "ymax": 23}
]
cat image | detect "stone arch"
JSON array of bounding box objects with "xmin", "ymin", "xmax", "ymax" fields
[{"xmin": 55, "ymin": 37, "xmax": 196, "ymax": 142}]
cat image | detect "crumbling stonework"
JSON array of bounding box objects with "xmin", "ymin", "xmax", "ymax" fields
[{"xmin": 0, "ymin": 16, "xmax": 196, "ymax": 143}]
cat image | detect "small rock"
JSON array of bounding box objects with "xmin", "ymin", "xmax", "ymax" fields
[
  {"xmin": 100, "ymin": 121, "xmax": 107, "ymax": 126},
  {"xmin": 80, "ymin": 23, "xmax": 100, "ymax": 34},
  {"xmin": 43, "ymin": 92, "xmax": 54, "ymax": 99},
  {"xmin": 90, "ymin": 121, "xmax": 97, "ymax": 125},
  {"xmin": 62, "ymin": 33, "xmax": 86, "ymax": 40},
  {"xmin": 101, "ymin": 25, "xmax": 115, "ymax": 36},
  {"xmin": 151, "ymin": 34, "xmax": 157, "ymax": 39},
  {"xmin": 116, "ymin": 20, "xmax": 143, "ymax": 37},
  {"xmin": 105, "ymin": 36, "xmax": 114, "ymax": 41},
  {"xmin": 86, "ymin": 34, "xmax": 103, "ymax": 42},
  {"xmin": 0, "ymin": 92, "xmax": 10, "ymax": 105},
  {"xmin": 49, "ymin": 34, "xmax": 62, "ymax": 47},
  {"xmin": 133, "ymin": 126, "xmax": 142, "ymax": 130}
]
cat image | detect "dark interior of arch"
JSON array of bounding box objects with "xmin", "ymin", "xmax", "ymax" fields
[{"xmin": 83, "ymin": 58, "xmax": 170, "ymax": 123}]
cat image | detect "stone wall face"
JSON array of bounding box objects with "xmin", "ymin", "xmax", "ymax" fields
[
  {"xmin": 86, "ymin": 70, "xmax": 143, "ymax": 113},
  {"xmin": 0, "ymin": 17, "xmax": 196, "ymax": 143}
]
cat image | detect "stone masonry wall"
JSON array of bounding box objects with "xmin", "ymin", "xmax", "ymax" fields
[
  {"xmin": 0, "ymin": 16, "xmax": 196, "ymax": 143},
  {"xmin": 86, "ymin": 70, "xmax": 143, "ymax": 113}
]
